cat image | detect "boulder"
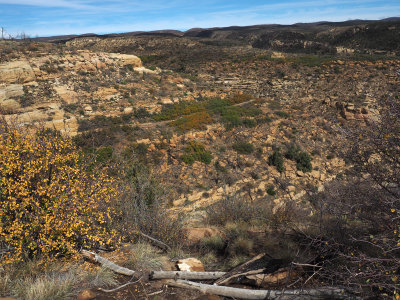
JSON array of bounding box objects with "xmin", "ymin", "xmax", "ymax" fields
[
  {"xmin": 271, "ymin": 52, "xmax": 285, "ymax": 59},
  {"xmin": 46, "ymin": 116, "xmax": 79, "ymax": 136},
  {"xmin": 311, "ymin": 170, "xmax": 320, "ymax": 179},
  {"xmin": 0, "ymin": 84, "xmax": 24, "ymax": 101},
  {"xmin": 84, "ymin": 105, "xmax": 93, "ymax": 114},
  {"xmin": 287, "ymin": 185, "xmax": 296, "ymax": 192},
  {"xmin": 76, "ymin": 289, "xmax": 96, "ymax": 300},
  {"xmin": 345, "ymin": 103, "xmax": 355, "ymax": 111},
  {"xmin": 54, "ymin": 86, "xmax": 78, "ymax": 104},
  {"xmin": 161, "ymin": 97, "xmax": 174, "ymax": 105},
  {"xmin": 0, "ymin": 60, "xmax": 35, "ymax": 84},
  {"xmin": 124, "ymin": 107, "xmax": 133, "ymax": 113},
  {"xmin": 0, "ymin": 99, "xmax": 20, "ymax": 112},
  {"xmin": 134, "ymin": 66, "xmax": 158, "ymax": 74},
  {"xmin": 177, "ymin": 258, "xmax": 205, "ymax": 272},
  {"xmin": 185, "ymin": 227, "xmax": 224, "ymax": 243},
  {"xmin": 109, "ymin": 53, "xmax": 142, "ymax": 68},
  {"xmin": 343, "ymin": 111, "xmax": 355, "ymax": 120}
]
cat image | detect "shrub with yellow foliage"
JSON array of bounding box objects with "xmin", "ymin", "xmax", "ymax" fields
[{"xmin": 0, "ymin": 119, "xmax": 120, "ymax": 263}]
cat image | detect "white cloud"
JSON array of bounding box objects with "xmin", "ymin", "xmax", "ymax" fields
[
  {"xmin": 0, "ymin": 0, "xmax": 189, "ymax": 12},
  {"xmin": 0, "ymin": 0, "xmax": 92, "ymax": 9}
]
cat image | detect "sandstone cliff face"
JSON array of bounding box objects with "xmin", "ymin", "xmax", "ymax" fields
[{"xmin": 0, "ymin": 51, "xmax": 145, "ymax": 136}]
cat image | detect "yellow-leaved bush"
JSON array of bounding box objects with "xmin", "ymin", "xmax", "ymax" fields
[{"xmin": 0, "ymin": 120, "xmax": 120, "ymax": 263}]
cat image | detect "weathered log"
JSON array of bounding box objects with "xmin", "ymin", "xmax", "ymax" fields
[
  {"xmin": 167, "ymin": 280, "xmax": 359, "ymax": 300},
  {"xmin": 138, "ymin": 232, "xmax": 171, "ymax": 251},
  {"xmin": 150, "ymin": 271, "xmax": 226, "ymax": 280},
  {"xmin": 81, "ymin": 250, "xmax": 136, "ymax": 276}
]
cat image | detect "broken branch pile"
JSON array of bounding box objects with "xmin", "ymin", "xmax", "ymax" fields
[{"xmin": 81, "ymin": 250, "xmax": 359, "ymax": 299}]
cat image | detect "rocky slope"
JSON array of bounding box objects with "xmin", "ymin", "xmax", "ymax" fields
[{"xmin": 1, "ymin": 38, "xmax": 399, "ymax": 222}]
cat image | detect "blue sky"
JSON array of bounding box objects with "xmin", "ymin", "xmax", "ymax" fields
[{"xmin": 0, "ymin": 0, "xmax": 399, "ymax": 37}]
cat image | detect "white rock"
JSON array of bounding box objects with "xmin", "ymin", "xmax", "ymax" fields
[{"xmin": 177, "ymin": 258, "xmax": 205, "ymax": 272}]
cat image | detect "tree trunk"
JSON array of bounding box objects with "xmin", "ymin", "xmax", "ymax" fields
[
  {"xmin": 150, "ymin": 271, "xmax": 226, "ymax": 280},
  {"xmin": 138, "ymin": 232, "xmax": 171, "ymax": 251},
  {"xmin": 167, "ymin": 279, "xmax": 359, "ymax": 300},
  {"xmin": 81, "ymin": 250, "xmax": 136, "ymax": 276}
]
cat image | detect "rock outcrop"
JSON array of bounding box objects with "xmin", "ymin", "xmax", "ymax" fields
[
  {"xmin": 0, "ymin": 50, "xmax": 148, "ymax": 136},
  {"xmin": 0, "ymin": 60, "xmax": 35, "ymax": 84}
]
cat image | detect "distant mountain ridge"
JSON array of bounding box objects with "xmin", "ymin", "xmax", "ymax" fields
[{"xmin": 32, "ymin": 17, "xmax": 400, "ymax": 55}]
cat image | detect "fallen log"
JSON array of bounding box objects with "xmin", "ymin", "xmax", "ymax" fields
[
  {"xmin": 150, "ymin": 271, "xmax": 226, "ymax": 280},
  {"xmin": 138, "ymin": 232, "xmax": 171, "ymax": 252},
  {"xmin": 167, "ymin": 280, "xmax": 359, "ymax": 300},
  {"xmin": 81, "ymin": 250, "xmax": 136, "ymax": 277}
]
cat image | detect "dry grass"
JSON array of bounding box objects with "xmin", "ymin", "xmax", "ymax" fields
[
  {"xmin": 200, "ymin": 235, "xmax": 226, "ymax": 252},
  {"xmin": 127, "ymin": 242, "xmax": 163, "ymax": 271},
  {"xmin": 0, "ymin": 260, "xmax": 118, "ymax": 299},
  {"xmin": 13, "ymin": 271, "xmax": 78, "ymax": 300},
  {"xmin": 83, "ymin": 267, "xmax": 118, "ymax": 288},
  {"xmin": 0, "ymin": 269, "xmax": 11, "ymax": 297}
]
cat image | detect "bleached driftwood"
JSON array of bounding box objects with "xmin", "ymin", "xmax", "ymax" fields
[
  {"xmin": 81, "ymin": 250, "xmax": 136, "ymax": 276},
  {"xmin": 167, "ymin": 279, "xmax": 358, "ymax": 300},
  {"xmin": 150, "ymin": 271, "xmax": 226, "ymax": 280}
]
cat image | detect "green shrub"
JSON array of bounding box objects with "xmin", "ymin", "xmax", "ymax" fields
[
  {"xmin": 201, "ymin": 235, "xmax": 226, "ymax": 252},
  {"xmin": 285, "ymin": 144, "xmax": 301, "ymax": 160},
  {"xmin": 266, "ymin": 185, "xmax": 277, "ymax": 196},
  {"xmin": 268, "ymin": 149, "xmax": 285, "ymax": 172},
  {"xmin": 153, "ymin": 96, "xmax": 260, "ymax": 131},
  {"xmin": 275, "ymin": 111, "xmax": 290, "ymax": 118},
  {"xmin": 285, "ymin": 144, "xmax": 312, "ymax": 172},
  {"xmin": 206, "ymin": 97, "xmax": 232, "ymax": 112},
  {"xmin": 222, "ymin": 114, "xmax": 241, "ymax": 130},
  {"xmin": 214, "ymin": 161, "xmax": 227, "ymax": 173},
  {"xmin": 62, "ymin": 103, "xmax": 79, "ymax": 113},
  {"xmin": 205, "ymin": 194, "xmax": 260, "ymax": 225},
  {"xmin": 242, "ymin": 118, "xmax": 257, "ymax": 128},
  {"xmin": 227, "ymin": 93, "xmax": 253, "ymax": 104},
  {"xmin": 171, "ymin": 111, "xmax": 213, "ymax": 131},
  {"xmin": 134, "ymin": 107, "xmax": 151, "ymax": 119},
  {"xmin": 228, "ymin": 236, "xmax": 254, "ymax": 256},
  {"xmin": 154, "ymin": 101, "xmax": 205, "ymax": 121},
  {"xmin": 232, "ymin": 141, "xmax": 254, "ymax": 154},
  {"xmin": 125, "ymin": 142, "xmax": 149, "ymax": 159},
  {"xmin": 295, "ymin": 151, "xmax": 312, "ymax": 172},
  {"xmin": 181, "ymin": 141, "xmax": 213, "ymax": 165},
  {"xmin": 95, "ymin": 146, "xmax": 113, "ymax": 164},
  {"xmin": 120, "ymin": 162, "xmax": 185, "ymax": 245}
]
